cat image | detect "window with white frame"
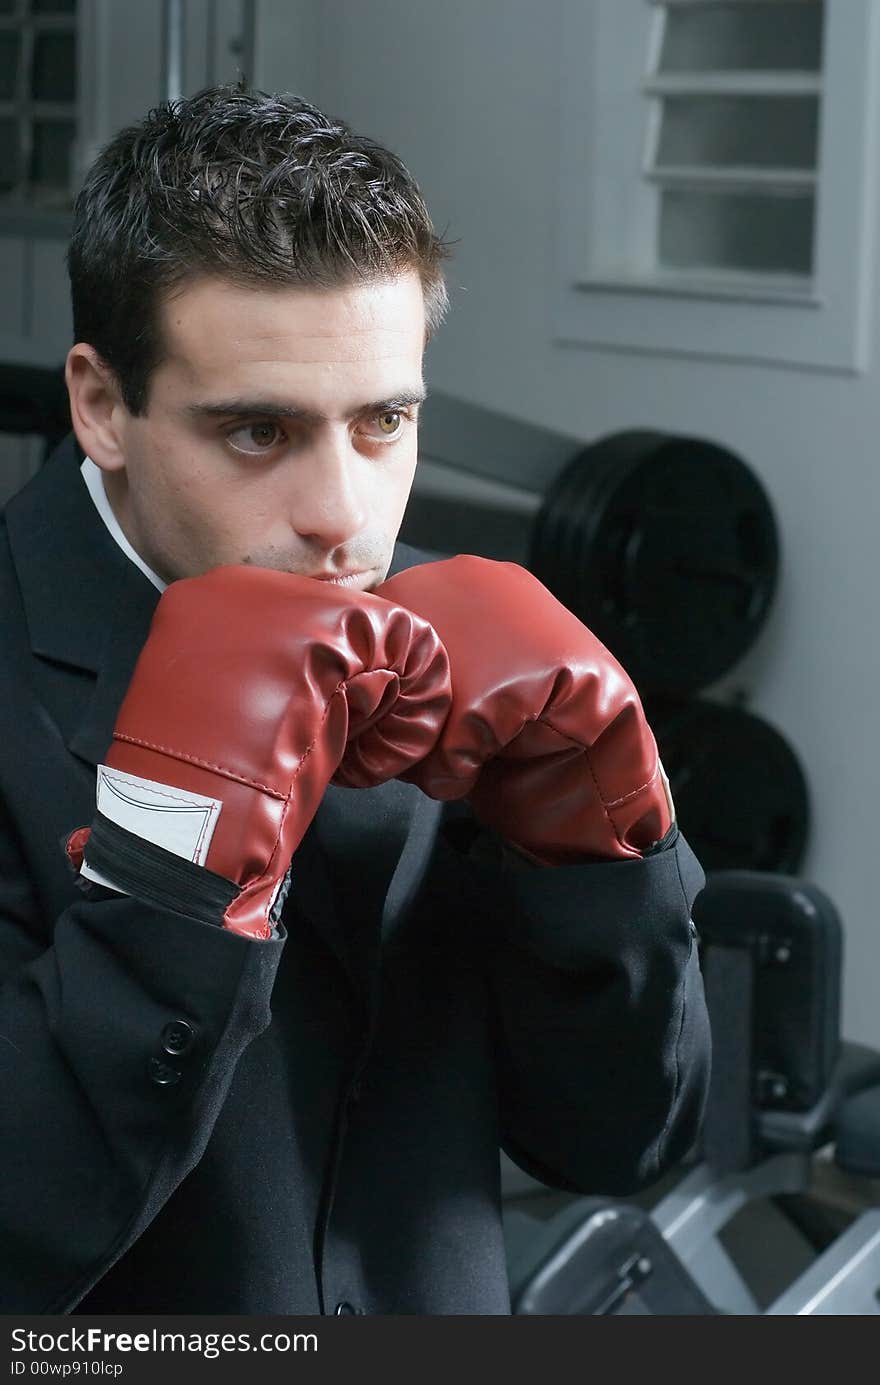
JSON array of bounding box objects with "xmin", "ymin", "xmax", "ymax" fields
[
  {"xmin": 0, "ymin": 0, "xmax": 77, "ymax": 210},
  {"xmin": 647, "ymin": 0, "xmax": 823, "ymax": 285},
  {"xmin": 556, "ymin": 0, "xmax": 880, "ymax": 372}
]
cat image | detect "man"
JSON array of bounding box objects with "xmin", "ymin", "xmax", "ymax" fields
[{"xmin": 0, "ymin": 86, "xmax": 710, "ymax": 1314}]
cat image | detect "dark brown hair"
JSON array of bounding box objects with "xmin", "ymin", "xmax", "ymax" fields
[{"xmin": 68, "ymin": 85, "xmax": 450, "ymax": 413}]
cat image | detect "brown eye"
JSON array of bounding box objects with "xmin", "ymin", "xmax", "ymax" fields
[
  {"xmin": 377, "ymin": 411, "xmax": 402, "ymax": 436},
  {"xmin": 251, "ymin": 422, "xmax": 278, "ymax": 446},
  {"xmin": 227, "ymin": 422, "xmax": 283, "ymax": 455}
]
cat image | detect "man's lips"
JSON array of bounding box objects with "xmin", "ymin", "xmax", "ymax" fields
[{"xmin": 307, "ymin": 570, "xmax": 372, "ymax": 589}]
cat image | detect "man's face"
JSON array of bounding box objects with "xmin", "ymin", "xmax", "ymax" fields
[{"xmin": 103, "ymin": 270, "xmax": 427, "ymax": 589}]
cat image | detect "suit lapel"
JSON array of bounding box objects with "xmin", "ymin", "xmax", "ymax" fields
[
  {"xmin": 5, "ymin": 439, "xmax": 160, "ymax": 769},
  {"xmin": 6, "ymin": 440, "xmax": 144, "ymax": 677},
  {"xmin": 67, "ymin": 582, "xmax": 162, "ymax": 767}
]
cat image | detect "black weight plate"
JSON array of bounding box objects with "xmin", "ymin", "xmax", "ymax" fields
[
  {"xmin": 530, "ymin": 430, "xmax": 780, "ymax": 696},
  {"xmin": 645, "ymin": 697, "xmax": 809, "ymax": 874},
  {"xmin": 531, "ymin": 430, "xmax": 659, "ymax": 608}
]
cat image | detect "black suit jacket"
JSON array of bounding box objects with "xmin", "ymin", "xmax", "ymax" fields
[{"xmin": 0, "ymin": 440, "xmax": 711, "ymax": 1314}]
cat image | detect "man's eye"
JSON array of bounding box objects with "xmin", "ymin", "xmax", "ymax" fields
[
  {"xmin": 226, "ymin": 422, "xmax": 284, "ymax": 454},
  {"xmin": 363, "ymin": 411, "xmax": 403, "ymax": 440}
]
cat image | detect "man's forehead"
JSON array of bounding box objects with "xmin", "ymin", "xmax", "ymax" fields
[
  {"xmin": 160, "ymin": 271, "xmax": 427, "ymax": 350},
  {"xmin": 152, "ymin": 275, "xmax": 427, "ymax": 411}
]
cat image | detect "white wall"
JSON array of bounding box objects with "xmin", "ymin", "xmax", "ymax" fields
[{"xmin": 295, "ymin": 0, "xmax": 880, "ymax": 1046}]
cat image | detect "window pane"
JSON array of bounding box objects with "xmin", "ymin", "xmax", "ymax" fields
[
  {"xmin": 31, "ymin": 30, "xmax": 76, "ymax": 101},
  {"xmin": 660, "ymin": 2, "xmax": 824, "ymax": 73},
  {"xmin": 0, "ymin": 116, "xmax": 19, "ymax": 190},
  {"xmin": 659, "ymin": 189, "xmax": 815, "ymax": 275},
  {"xmin": 0, "ymin": 28, "xmax": 20, "ymax": 98},
  {"xmin": 29, "ymin": 116, "xmax": 73, "ymax": 188},
  {"xmin": 656, "ymin": 95, "xmax": 819, "ymax": 170}
]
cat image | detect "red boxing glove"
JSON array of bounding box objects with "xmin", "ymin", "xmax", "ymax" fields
[
  {"xmin": 376, "ymin": 556, "xmax": 673, "ymax": 866},
  {"xmin": 74, "ymin": 566, "xmax": 451, "ymax": 938}
]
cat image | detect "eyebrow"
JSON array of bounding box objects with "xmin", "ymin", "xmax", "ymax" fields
[{"xmin": 186, "ymin": 387, "xmax": 428, "ymax": 424}]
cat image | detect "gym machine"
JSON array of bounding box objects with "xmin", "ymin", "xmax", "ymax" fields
[{"xmin": 505, "ymin": 868, "xmax": 880, "ymax": 1314}]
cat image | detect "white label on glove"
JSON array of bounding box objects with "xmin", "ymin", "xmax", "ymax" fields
[{"xmin": 80, "ymin": 765, "xmax": 223, "ymax": 890}]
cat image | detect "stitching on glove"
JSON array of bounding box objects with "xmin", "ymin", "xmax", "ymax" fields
[
  {"xmin": 604, "ymin": 760, "xmax": 662, "ymax": 809},
  {"xmin": 100, "ymin": 769, "xmax": 217, "ymax": 809},
  {"xmin": 237, "ymin": 680, "xmax": 347, "ymax": 905},
  {"xmin": 531, "ymin": 714, "xmax": 662, "ymax": 856},
  {"xmin": 112, "ymin": 734, "xmax": 287, "ymax": 798}
]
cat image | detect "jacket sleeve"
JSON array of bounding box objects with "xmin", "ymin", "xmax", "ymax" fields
[
  {"xmin": 0, "ymin": 793, "xmax": 284, "ymax": 1313},
  {"xmin": 464, "ymin": 824, "xmax": 711, "ymax": 1197}
]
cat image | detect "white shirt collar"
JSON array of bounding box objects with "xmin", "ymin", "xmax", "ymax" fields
[{"xmin": 80, "ymin": 456, "xmax": 167, "ymax": 593}]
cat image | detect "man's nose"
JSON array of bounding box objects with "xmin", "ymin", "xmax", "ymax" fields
[{"xmin": 290, "ymin": 433, "xmax": 368, "ymax": 550}]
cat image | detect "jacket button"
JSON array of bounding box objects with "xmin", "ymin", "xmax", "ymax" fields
[
  {"xmin": 162, "ymin": 1019, "xmax": 196, "ymax": 1056},
  {"xmin": 334, "ymin": 1301, "xmax": 361, "ymax": 1315},
  {"xmin": 148, "ymin": 1057, "xmax": 181, "ymax": 1087}
]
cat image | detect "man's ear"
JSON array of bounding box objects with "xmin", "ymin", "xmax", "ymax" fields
[{"xmin": 65, "ymin": 344, "xmax": 128, "ymax": 473}]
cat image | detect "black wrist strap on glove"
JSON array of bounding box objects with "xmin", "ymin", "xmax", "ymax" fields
[{"xmin": 84, "ymin": 811, "xmax": 239, "ymax": 926}]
